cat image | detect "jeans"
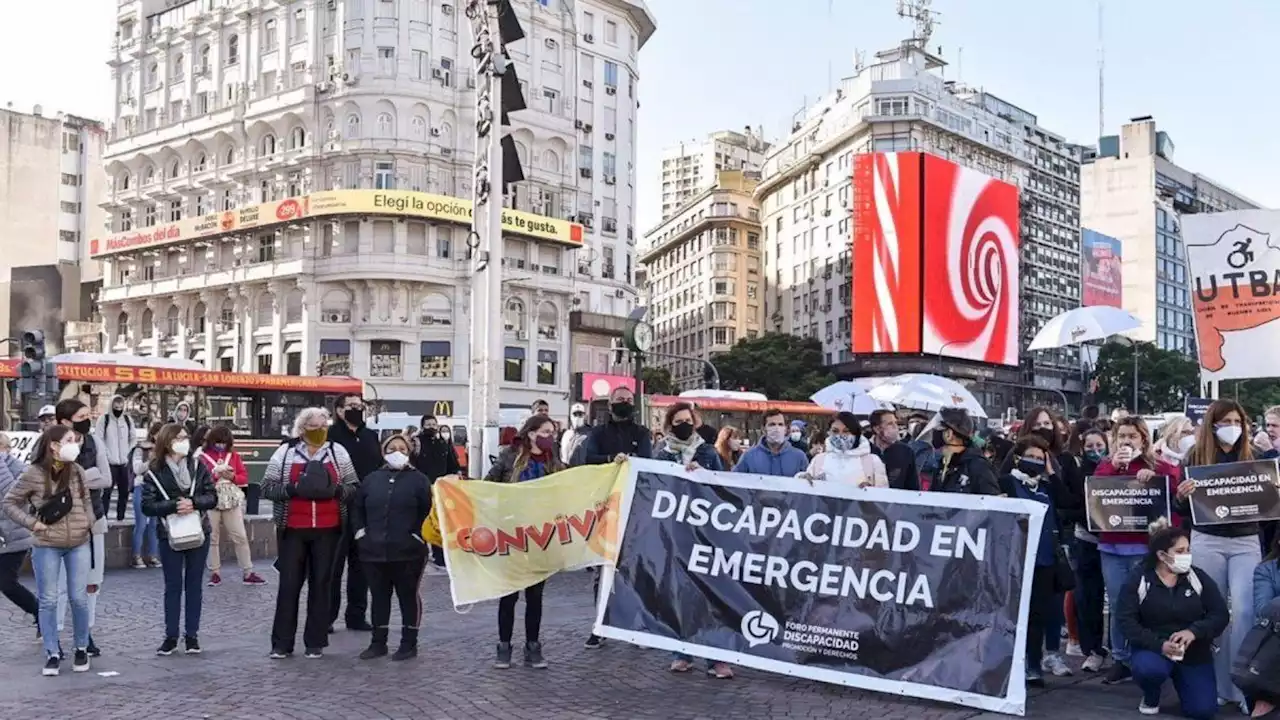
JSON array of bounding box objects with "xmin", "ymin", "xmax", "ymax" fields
[
  {"xmin": 104, "ymin": 464, "xmax": 131, "ymax": 521},
  {"xmin": 328, "ymin": 526, "xmax": 368, "ymax": 626},
  {"xmin": 1131, "ymin": 650, "xmax": 1218, "ymax": 720},
  {"xmin": 132, "ymin": 486, "xmax": 159, "ymax": 558},
  {"xmin": 32, "ymin": 544, "xmax": 91, "ymax": 657},
  {"xmin": 1026, "ymin": 565, "xmax": 1056, "ymax": 669},
  {"xmin": 1100, "ymin": 550, "xmax": 1144, "ymax": 664},
  {"xmin": 244, "ymin": 484, "xmax": 262, "ymax": 516},
  {"xmin": 159, "ymin": 536, "xmax": 210, "ymax": 639},
  {"xmin": 1073, "ymin": 540, "xmax": 1108, "ymax": 657},
  {"xmin": 272, "ymin": 528, "xmax": 340, "ymax": 653},
  {"xmin": 0, "ymin": 552, "xmax": 38, "ymax": 616},
  {"xmin": 208, "ymin": 505, "xmax": 253, "ymax": 573},
  {"xmin": 672, "ymin": 652, "xmax": 717, "ymax": 668},
  {"xmin": 498, "ymin": 581, "xmax": 544, "ymax": 643},
  {"xmin": 1191, "ymin": 530, "xmax": 1261, "ymax": 704},
  {"xmin": 366, "ymin": 559, "xmax": 425, "ymax": 646},
  {"xmin": 57, "ymin": 531, "xmax": 103, "ymax": 632}
]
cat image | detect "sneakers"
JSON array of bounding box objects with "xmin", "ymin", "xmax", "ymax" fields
[
  {"xmin": 304, "ymin": 648, "xmax": 323, "ymax": 659},
  {"xmin": 184, "ymin": 636, "xmax": 201, "ymax": 654},
  {"xmin": 1103, "ymin": 662, "xmax": 1132, "ymax": 684},
  {"xmin": 1138, "ymin": 700, "xmax": 1160, "ymax": 715},
  {"xmin": 145, "ymin": 556, "xmax": 162, "ymax": 568},
  {"xmin": 71, "ymin": 649, "xmax": 90, "ymax": 673},
  {"xmin": 707, "ymin": 662, "xmax": 734, "ymax": 679},
  {"xmin": 1065, "ymin": 642, "xmax": 1083, "ymax": 657},
  {"xmin": 269, "ymin": 648, "xmax": 291, "ymax": 660},
  {"xmin": 156, "ymin": 637, "xmax": 179, "ymax": 656},
  {"xmin": 208, "ymin": 572, "xmax": 222, "ymax": 587},
  {"xmin": 1025, "ymin": 667, "xmax": 1044, "ymax": 686},
  {"xmin": 583, "ymin": 633, "xmax": 604, "ymax": 649},
  {"xmin": 86, "ymin": 637, "xmax": 101, "ymax": 658},
  {"xmin": 132, "ymin": 555, "xmax": 147, "ymax": 569},
  {"xmin": 242, "ymin": 572, "xmax": 267, "ymax": 586},
  {"xmin": 669, "ymin": 658, "xmax": 693, "ymax": 673},
  {"xmin": 494, "ymin": 641, "xmax": 513, "ymax": 669},
  {"xmin": 523, "ymin": 641, "xmax": 547, "ymax": 669},
  {"xmin": 359, "ymin": 643, "xmax": 388, "ymax": 660},
  {"xmin": 391, "ymin": 645, "xmax": 417, "ymax": 662},
  {"xmin": 42, "ymin": 656, "xmax": 59, "ymax": 677},
  {"xmin": 1040, "ymin": 653, "xmax": 1073, "ymax": 677},
  {"xmin": 1081, "ymin": 653, "xmax": 1106, "ymax": 673}
]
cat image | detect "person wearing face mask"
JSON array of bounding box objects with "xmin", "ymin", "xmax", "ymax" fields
[
  {"xmin": 0, "ymin": 431, "xmax": 38, "ymax": 627},
  {"xmin": 714, "ymin": 426, "xmax": 744, "ymax": 470},
  {"xmin": 169, "ymin": 400, "xmax": 198, "ymax": 437},
  {"xmin": 801, "ymin": 412, "xmax": 887, "ymax": 488},
  {"xmin": 733, "ymin": 410, "xmax": 810, "ymax": 477},
  {"xmin": 1064, "ymin": 427, "xmax": 1112, "ymax": 672},
  {"xmin": 1093, "ymin": 416, "xmax": 1183, "ymax": 685},
  {"xmin": 867, "ymin": 409, "xmax": 918, "ymax": 490},
  {"xmin": 410, "ymin": 414, "xmax": 461, "ymax": 576},
  {"xmin": 1255, "ymin": 406, "xmax": 1280, "ymax": 561},
  {"xmin": 53, "ymin": 399, "xmax": 109, "ymax": 659},
  {"xmin": 352, "ymin": 435, "xmax": 431, "ymax": 661},
  {"xmin": 197, "ymin": 426, "xmax": 265, "ymax": 587},
  {"xmin": 95, "ymin": 394, "xmax": 135, "ymax": 522},
  {"xmin": 787, "ymin": 420, "xmax": 810, "ymax": 454},
  {"xmin": 37, "ymin": 405, "xmax": 57, "ymax": 432},
  {"xmin": 1173, "ymin": 398, "xmax": 1264, "ymax": 711},
  {"xmin": 1117, "ymin": 520, "xmax": 1227, "ymax": 720},
  {"xmin": 652, "ymin": 403, "xmax": 723, "ymax": 472},
  {"xmin": 484, "ymin": 415, "xmax": 566, "ymax": 669},
  {"xmin": 576, "ymin": 386, "xmax": 652, "ymax": 466},
  {"xmin": 1155, "ymin": 416, "xmax": 1197, "ymax": 468},
  {"xmin": 929, "ymin": 408, "xmax": 1000, "ymax": 496},
  {"xmin": 324, "ymin": 393, "xmax": 380, "ymax": 633},
  {"xmin": 140, "ymin": 423, "xmax": 218, "ymax": 656},
  {"xmin": 559, "ymin": 403, "xmax": 592, "ymax": 466},
  {"xmin": 129, "ymin": 422, "xmax": 163, "ymax": 570},
  {"xmin": 998, "ymin": 435, "xmax": 1069, "ymax": 685},
  {"xmin": 2, "ymin": 426, "xmax": 95, "ymax": 676}
]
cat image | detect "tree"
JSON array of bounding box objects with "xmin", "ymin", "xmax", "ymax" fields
[
  {"xmin": 712, "ymin": 333, "xmax": 835, "ymax": 401},
  {"xmin": 1093, "ymin": 341, "xmax": 1198, "ymax": 415},
  {"xmin": 640, "ymin": 366, "xmax": 677, "ymax": 395},
  {"xmin": 1219, "ymin": 379, "xmax": 1280, "ymax": 419}
]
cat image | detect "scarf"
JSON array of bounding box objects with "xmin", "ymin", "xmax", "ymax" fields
[
  {"xmin": 167, "ymin": 457, "xmax": 193, "ymax": 492},
  {"xmin": 662, "ymin": 434, "xmax": 704, "ymax": 465},
  {"xmin": 1011, "ymin": 468, "xmax": 1040, "ymax": 490}
]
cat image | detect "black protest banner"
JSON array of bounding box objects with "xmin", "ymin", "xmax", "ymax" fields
[
  {"xmin": 1184, "ymin": 397, "xmax": 1212, "ymax": 426},
  {"xmin": 1186, "ymin": 459, "xmax": 1280, "ymax": 526},
  {"xmin": 1084, "ymin": 475, "xmax": 1173, "ymax": 534},
  {"xmin": 596, "ymin": 458, "xmax": 1045, "ymax": 716}
]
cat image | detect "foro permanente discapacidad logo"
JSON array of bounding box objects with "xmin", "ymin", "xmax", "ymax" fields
[{"xmin": 740, "ymin": 610, "xmax": 780, "ymax": 648}]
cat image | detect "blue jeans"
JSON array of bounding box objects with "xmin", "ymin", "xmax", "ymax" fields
[
  {"xmin": 1191, "ymin": 530, "xmax": 1261, "ymax": 704},
  {"xmin": 158, "ymin": 536, "xmax": 210, "ymax": 639},
  {"xmin": 1100, "ymin": 550, "xmax": 1143, "ymax": 664},
  {"xmin": 31, "ymin": 544, "xmax": 91, "ymax": 657},
  {"xmin": 1131, "ymin": 650, "xmax": 1218, "ymax": 720},
  {"xmin": 132, "ymin": 486, "xmax": 159, "ymax": 558}
]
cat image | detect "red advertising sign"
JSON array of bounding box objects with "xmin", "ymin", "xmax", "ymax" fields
[
  {"xmin": 1082, "ymin": 229, "xmax": 1123, "ymax": 308},
  {"xmin": 0, "ymin": 359, "xmax": 363, "ymax": 394}
]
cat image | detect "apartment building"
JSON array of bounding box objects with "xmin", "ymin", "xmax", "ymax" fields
[{"xmin": 659, "ymin": 129, "xmax": 768, "ymax": 221}]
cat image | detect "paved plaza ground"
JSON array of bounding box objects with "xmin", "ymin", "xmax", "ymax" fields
[{"xmin": 0, "ymin": 563, "xmax": 1168, "ymax": 719}]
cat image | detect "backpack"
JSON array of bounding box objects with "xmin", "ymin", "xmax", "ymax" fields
[
  {"xmin": 1230, "ymin": 600, "xmax": 1280, "ymax": 698},
  {"xmin": 293, "ymin": 443, "xmax": 337, "ymax": 500},
  {"xmin": 1137, "ymin": 571, "xmax": 1202, "ymax": 603}
]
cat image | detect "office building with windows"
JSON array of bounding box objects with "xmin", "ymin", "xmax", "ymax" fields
[
  {"xmin": 659, "ymin": 129, "xmax": 768, "ymax": 221},
  {"xmin": 94, "ymin": 0, "xmax": 655, "ymax": 417},
  {"xmin": 1081, "ymin": 117, "xmax": 1260, "ymax": 356},
  {"xmin": 639, "ymin": 169, "xmax": 762, "ymax": 389}
]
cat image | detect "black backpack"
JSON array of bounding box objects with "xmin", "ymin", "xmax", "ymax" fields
[
  {"xmin": 293, "ymin": 443, "xmax": 337, "ymax": 500},
  {"xmin": 1231, "ymin": 598, "xmax": 1280, "ymax": 699}
]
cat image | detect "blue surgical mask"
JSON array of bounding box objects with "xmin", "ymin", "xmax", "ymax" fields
[{"xmin": 1084, "ymin": 449, "xmax": 1106, "ymax": 463}]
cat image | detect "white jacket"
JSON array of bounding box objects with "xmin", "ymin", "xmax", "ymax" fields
[
  {"xmin": 95, "ymin": 401, "xmax": 135, "ymax": 466},
  {"xmin": 804, "ymin": 448, "xmax": 888, "ymax": 488}
]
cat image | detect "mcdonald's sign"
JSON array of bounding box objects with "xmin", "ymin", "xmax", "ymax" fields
[{"xmin": 430, "ymin": 400, "xmax": 454, "ymax": 417}]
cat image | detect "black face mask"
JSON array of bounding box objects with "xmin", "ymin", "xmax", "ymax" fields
[
  {"xmin": 1017, "ymin": 457, "xmax": 1046, "ymax": 476},
  {"xmin": 671, "ymin": 423, "xmax": 695, "ymax": 441},
  {"xmin": 1033, "ymin": 427, "xmax": 1055, "ymax": 445},
  {"xmin": 343, "ymin": 408, "xmax": 364, "ymax": 426},
  {"xmin": 421, "ymin": 427, "xmax": 438, "ymax": 440},
  {"xmin": 112, "ymin": 407, "xmax": 123, "ymax": 417},
  {"xmin": 931, "ymin": 428, "xmax": 947, "ymax": 450},
  {"xmin": 72, "ymin": 419, "xmax": 91, "ymax": 435},
  {"xmin": 611, "ymin": 402, "xmax": 634, "ymax": 419}
]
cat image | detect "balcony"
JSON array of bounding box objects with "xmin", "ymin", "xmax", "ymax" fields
[{"xmin": 569, "ymin": 310, "xmax": 627, "ymax": 337}]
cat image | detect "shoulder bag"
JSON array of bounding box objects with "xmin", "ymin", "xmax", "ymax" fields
[{"xmin": 147, "ymin": 470, "xmax": 206, "ymax": 551}]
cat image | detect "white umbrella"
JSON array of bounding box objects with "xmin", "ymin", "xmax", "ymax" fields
[
  {"xmin": 1027, "ymin": 306, "xmax": 1143, "ymax": 351},
  {"xmin": 867, "ymin": 373, "xmax": 988, "ymax": 418},
  {"xmin": 809, "ymin": 381, "xmax": 891, "ymax": 414}
]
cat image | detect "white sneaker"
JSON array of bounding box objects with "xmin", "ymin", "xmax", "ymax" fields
[
  {"xmin": 1040, "ymin": 653, "xmax": 1073, "ymax": 677},
  {"xmin": 1081, "ymin": 653, "xmax": 1105, "ymax": 672},
  {"xmin": 1138, "ymin": 700, "xmax": 1160, "ymax": 715},
  {"xmin": 1065, "ymin": 642, "xmax": 1083, "ymax": 657}
]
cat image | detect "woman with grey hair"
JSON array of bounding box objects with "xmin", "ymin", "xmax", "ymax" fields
[{"xmin": 261, "ymin": 407, "xmax": 359, "ymax": 659}]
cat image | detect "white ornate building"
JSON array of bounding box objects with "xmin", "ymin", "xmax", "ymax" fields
[{"xmin": 95, "ymin": 0, "xmax": 655, "ymax": 416}]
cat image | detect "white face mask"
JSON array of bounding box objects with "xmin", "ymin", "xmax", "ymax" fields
[
  {"xmin": 571, "ymin": 415, "xmax": 584, "ymax": 428},
  {"xmin": 1177, "ymin": 435, "xmax": 1196, "ymax": 454},
  {"xmin": 1164, "ymin": 551, "xmax": 1193, "ymax": 574},
  {"xmin": 57, "ymin": 443, "xmax": 81, "ymax": 463},
  {"xmin": 789, "ymin": 431, "xmax": 802, "ymax": 442},
  {"xmin": 765, "ymin": 427, "xmax": 787, "ymax": 445},
  {"xmin": 1214, "ymin": 425, "xmax": 1242, "ymax": 447},
  {"xmin": 171, "ymin": 440, "xmax": 190, "ymax": 457},
  {"xmin": 385, "ymin": 451, "xmax": 408, "ymax": 469},
  {"xmin": 728, "ymin": 439, "xmax": 741, "ymax": 451}
]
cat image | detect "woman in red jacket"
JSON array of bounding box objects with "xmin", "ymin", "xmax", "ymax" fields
[
  {"xmin": 1091, "ymin": 416, "xmax": 1183, "ymax": 684},
  {"xmin": 198, "ymin": 426, "xmax": 266, "ymax": 587}
]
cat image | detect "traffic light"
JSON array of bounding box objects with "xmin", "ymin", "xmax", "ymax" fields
[{"xmin": 18, "ymin": 330, "xmax": 45, "ymax": 395}]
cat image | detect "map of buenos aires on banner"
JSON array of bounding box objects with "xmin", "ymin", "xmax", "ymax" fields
[
  {"xmin": 434, "ymin": 463, "xmax": 627, "ymax": 606},
  {"xmin": 1184, "ymin": 210, "xmax": 1280, "ymax": 380}
]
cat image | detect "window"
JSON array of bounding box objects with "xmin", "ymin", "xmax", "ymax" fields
[
  {"xmin": 257, "ymin": 234, "xmax": 275, "ymax": 262},
  {"xmin": 59, "ymin": 230, "xmax": 79, "ymax": 243},
  {"xmin": 410, "ymin": 115, "xmax": 426, "ymax": 138},
  {"xmin": 603, "ymin": 61, "xmax": 618, "ymax": 87},
  {"xmin": 419, "ymin": 341, "xmax": 452, "ymax": 379},
  {"xmin": 147, "ymin": 63, "xmax": 159, "ymax": 90},
  {"xmin": 747, "ymin": 232, "xmax": 760, "ymax": 250},
  {"xmin": 374, "ymin": 161, "xmax": 393, "ymax": 189},
  {"xmin": 369, "ymin": 340, "xmax": 402, "ymax": 378},
  {"xmin": 198, "ymin": 45, "xmax": 210, "ymax": 72},
  {"xmin": 376, "ymin": 0, "xmax": 396, "ymax": 18},
  {"xmin": 290, "ymin": 126, "xmax": 306, "ymax": 148},
  {"xmin": 166, "ymin": 306, "xmax": 181, "ymax": 336},
  {"xmin": 537, "ymin": 350, "xmax": 557, "ymax": 385},
  {"xmin": 605, "ymin": 20, "xmax": 617, "ymax": 44},
  {"xmin": 59, "ymin": 201, "xmax": 80, "ymax": 214},
  {"xmin": 376, "ymin": 112, "xmax": 393, "ymax": 136},
  {"xmin": 119, "ymin": 209, "xmax": 133, "ymax": 231},
  {"xmin": 412, "ymin": 50, "xmax": 428, "ymax": 80},
  {"xmin": 318, "ymin": 339, "xmax": 351, "ymax": 375},
  {"xmin": 602, "ymin": 246, "xmax": 615, "ymax": 279},
  {"xmin": 60, "ymin": 173, "xmax": 79, "ymax": 186},
  {"xmin": 377, "ymin": 47, "xmax": 395, "ymax": 76},
  {"xmin": 226, "ymin": 35, "xmax": 239, "ymax": 65},
  {"xmin": 346, "ymin": 114, "xmax": 361, "ymax": 138},
  {"xmin": 437, "ymin": 227, "xmax": 452, "ymax": 258},
  {"xmin": 602, "ymin": 152, "xmax": 616, "ymax": 177},
  {"xmin": 504, "ymin": 347, "xmax": 525, "ymax": 383},
  {"xmin": 263, "ymin": 19, "xmax": 277, "ymax": 50},
  {"xmin": 144, "ymin": 204, "xmax": 157, "ymax": 227},
  {"xmin": 293, "ymin": 8, "xmax": 307, "ymax": 39},
  {"xmin": 168, "ymin": 200, "xmax": 182, "ymax": 221}
]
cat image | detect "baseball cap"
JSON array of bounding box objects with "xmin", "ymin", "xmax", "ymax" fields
[
  {"xmin": 37, "ymin": 405, "xmax": 56, "ymax": 419},
  {"xmin": 570, "ymin": 403, "xmax": 586, "ymax": 415}
]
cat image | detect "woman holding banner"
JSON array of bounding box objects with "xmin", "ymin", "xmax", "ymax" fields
[
  {"xmin": 1066, "ymin": 427, "xmax": 1112, "ymax": 673},
  {"xmin": 1177, "ymin": 399, "xmax": 1264, "ymax": 712},
  {"xmin": 1093, "ymin": 416, "xmax": 1182, "ymax": 685},
  {"xmin": 485, "ymin": 414, "xmax": 565, "ymax": 671}
]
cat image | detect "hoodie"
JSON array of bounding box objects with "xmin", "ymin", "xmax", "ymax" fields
[
  {"xmin": 805, "ymin": 437, "xmax": 888, "ymax": 487},
  {"xmin": 169, "ymin": 401, "xmax": 197, "ymax": 435},
  {"xmin": 0, "ymin": 456, "xmax": 33, "ymax": 554},
  {"xmin": 95, "ymin": 394, "xmax": 135, "ymax": 466},
  {"xmin": 733, "ymin": 438, "xmax": 809, "ymax": 477}
]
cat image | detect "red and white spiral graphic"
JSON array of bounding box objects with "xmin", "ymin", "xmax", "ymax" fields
[{"xmin": 921, "ymin": 156, "xmax": 1020, "ymax": 366}]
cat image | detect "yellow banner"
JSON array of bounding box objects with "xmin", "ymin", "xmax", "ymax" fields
[
  {"xmin": 434, "ymin": 462, "xmax": 628, "ymax": 606},
  {"xmin": 89, "ymin": 189, "xmax": 584, "ymax": 258}
]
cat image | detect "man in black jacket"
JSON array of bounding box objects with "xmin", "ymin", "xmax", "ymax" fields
[
  {"xmin": 411, "ymin": 414, "xmax": 460, "ymax": 574},
  {"xmin": 325, "ymin": 393, "xmax": 381, "ymax": 631},
  {"xmin": 868, "ymin": 409, "xmax": 920, "ymax": 491},
  {"xmin": 930, "ymin": 407, "xmax": 1000, "ymax": 495}
]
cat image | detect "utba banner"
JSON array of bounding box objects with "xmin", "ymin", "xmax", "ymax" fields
[{"xmin": 595, "ymin": 459, "xmax": 1046, "ymax": 716}]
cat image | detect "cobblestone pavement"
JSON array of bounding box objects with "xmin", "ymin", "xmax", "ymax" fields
[{"xmin": 0, "ymin": 563, "xmax": 1156, "ymax": 719}]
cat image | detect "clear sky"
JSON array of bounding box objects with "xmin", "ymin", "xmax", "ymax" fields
[{"xmin": 5, "ymin": 0, "xmax": 1276, "ymax": 234}]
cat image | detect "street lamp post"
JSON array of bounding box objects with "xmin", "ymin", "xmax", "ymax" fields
[
  {"xmin": 1113, "ymin": 335, "xmax": 1140, "ymax": 414},
  {"xmin": 935, "ymin": 340, "xmax": 963, "ymax": 373}
]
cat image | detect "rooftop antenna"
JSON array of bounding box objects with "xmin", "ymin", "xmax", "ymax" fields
[
  {"xmin": 896, "ymin": 0, "xmax": 940, "ymax": 48},
  {"xmin": 1097, "ymin": 0, "xmax": 1105, "ymax": 141},
  {"xmin": 854, "ymin": 48, "xmax": 866, "ymax": 72}
]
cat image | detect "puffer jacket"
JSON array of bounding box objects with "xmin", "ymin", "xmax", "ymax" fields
[
  {"xmin": 652, "ymin": 440, "xmax": 724, "ymax": 471},
  {"xmin": 2, "ymin": 463, "xmax": 94, "ymax": 549},
  {"xmin": 0, "ymin": 457, "xmax": 33, "ymax": 553},
  {"xmin": 140, "ymin": 456, "xmax": 218, "ymax": 540}
]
